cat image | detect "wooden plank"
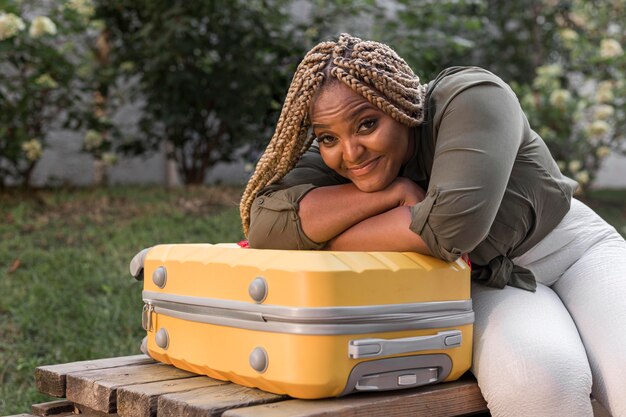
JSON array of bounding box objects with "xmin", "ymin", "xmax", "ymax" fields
[
  {"xmin": 66, "ymin": 362, "xmax": 195, "ymax": 413},
  {"xmin": 157, "ymin": 384, "xmax": 288, "ymax": 417},
  {"xmin": 36, "ymin": 354, "xmax": 154, "ymax": 397},
  {"xmin": 31, "ymin": 399, "xmax": 74, "ymax": 416},
  {"xmin": 74, "ymin": 403, "xmax": 120, "ymax": 417},
  {"xmin": 117, "ymin": 376, "xmax": 227, "ymax": 417},
  {"xmin": 222, "ymin": 378, "xmax": 487, "ymax": 417}
]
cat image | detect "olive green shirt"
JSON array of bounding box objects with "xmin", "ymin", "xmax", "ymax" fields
[{"xmin": 248, "ymin": 67, "xmax": 578, "ymax": 291}]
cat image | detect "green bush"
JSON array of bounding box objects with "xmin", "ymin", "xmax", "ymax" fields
[
  {"xmin": 0, "ymin": 0, "xmax": 94, "ymax": 187},
  {"xmin": 512, "ymin": 0, "xmax": 626, "ymax": 190},
  {"xmin": 373, "ymin": 0, "xmax": 626, "ymax": 191},
  {"xmin": 94, "ymin": 0, "xmax": 372, "ymax": 184}
]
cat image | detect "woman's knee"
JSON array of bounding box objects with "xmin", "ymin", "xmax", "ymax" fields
[
  {"xmin": 473, "ymin": 350, "xmax": 592, "ymax": 417},
  {"xmin": 471, "ymin": 283, "xmax": 593, "ymax": 416}
]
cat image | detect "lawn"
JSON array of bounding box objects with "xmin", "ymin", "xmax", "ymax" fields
[
  {"xmin": 0, "ymin": 186, "xmax": 624, "ymax": 415},
  {"xmin": 0, "ymin": 186, "xmax": 245, "ymax": 415}
]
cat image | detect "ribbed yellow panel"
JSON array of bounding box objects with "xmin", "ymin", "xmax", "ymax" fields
[
  {"xmin": 143, "ymin": 244, "xmax": 473, "ymax": 399},
  {"xmin": 147, "ymin": 316, "xmax": 473, "ymax": 399},
  {"xmin": 143, "ymin": 244, "xmax": 470, "ymax": 306}
]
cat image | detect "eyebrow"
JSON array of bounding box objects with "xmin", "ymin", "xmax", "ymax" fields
[{"xmin": 312, "ymin": 101, "xmax": 378, "ymax": 130}]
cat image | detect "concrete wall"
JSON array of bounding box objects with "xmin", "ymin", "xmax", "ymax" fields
[{"xmin": 29, "ymin": 130, "xmax": 625, "ymax": 188}]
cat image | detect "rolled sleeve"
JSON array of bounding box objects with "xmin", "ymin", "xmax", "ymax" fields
[
  {"xmin": 247, "ymin": 143, "xmax": 347, "ymax": 250},
  {"xmin": 248, "ymin": 184, "xmax": 324, "ymax": 250},
  {"xmin": 410, "ymin": 81, "xmax": 524, "ymax": 261}
]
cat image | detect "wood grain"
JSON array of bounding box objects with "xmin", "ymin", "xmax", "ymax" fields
[
  {"xmin": 35, "ymin": 355, "xmax": 154, "ymax": 397},
  {"xmin": 117, "ymin": 376, "xmax": 227, "ymax": 417},
  {"xmin": 222, "ymin": 378, "xmax": 488, "ymax": 417},
  {"xmin": 66, "ymin": 362, "xmax": 195, "ymax": 413},
  {"xmin": 31, "ymin": 399, "xmax": 74, "ymax": 416},
  {"xmin": 157, "ymin": 383, "xmax": 288, "ymax": 417},
  {"xmin": 74, "ymin": 403, "xmax": 121, "ymax": 417}
]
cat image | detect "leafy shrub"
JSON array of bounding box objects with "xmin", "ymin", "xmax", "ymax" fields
[
  {"xmin": 512, "ymin": 0, "xmax": 626, "ymax": 190},
  {"xmin": 0, "ymin": 0, "xmax": 94, "ymax": 187},
  {"xmin": 95, "ymin": 0, "xmax": 372, "ymax": 184}
]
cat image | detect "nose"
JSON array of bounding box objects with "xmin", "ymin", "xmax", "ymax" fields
[{"xmin": 341, "ymin": 136, "xmax": 365, "ymax": 164}]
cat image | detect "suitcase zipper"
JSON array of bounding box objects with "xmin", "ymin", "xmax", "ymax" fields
[
  {"xmin": 143, "ymin": 292, "xmax": 474, "ymax": 336},
  {"xmin": 142, "ymin": 303, "xmax": 155, "ymax": 331}
]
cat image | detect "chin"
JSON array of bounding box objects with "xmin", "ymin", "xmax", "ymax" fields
[{"xmin": 352, "ymin": 178, "xmax": 389, "ymax": 193}]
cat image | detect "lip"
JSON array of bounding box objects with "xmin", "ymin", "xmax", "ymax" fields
[{"xmin": 346, "ymin": 156, "xmax": 381, "ymax": 177}]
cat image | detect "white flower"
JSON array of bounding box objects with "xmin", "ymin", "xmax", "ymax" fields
[
  {"xmin": 0, "ymin": 12, "xmax": 26, "ymax": 41},
  {"xmin": 533, "ymin": 64, "xmax": 563, "ymax": 91},
  {"xmin": 536, "ymin": 64, "xmax": 563, "ymax": 78},
  {"xmin": 89, "ymin": 19, "xmax": 105, "ymax": 31},
  {"xmin": 560, "ymin": 29, "xmax": 578, "ymax": 43},
  {"xmin": 65, "ymin": 0, "xmax": 95, "ymax": 18},
  {"xmin": 35, "ymin": 73, "xmax": 58, "ymax": 89},
  {"xmin": 120, "ymin": 61, "xmax": 135, "ymax": 72},
  {"xmin": 549, "ymin": 89, "xmax": 571, "ymax": 109},
  {"xmin": 600, "ymin": 38, "xmax": 624, "ymax": 59},
  {"xmin": 575, "ymin": 170, "xmax": 589, "ymax": 185},
  {"xmin": 84, "ymin": 129, "xmax": 103, "ymax": 150},
  {"xmin": 22, "ymin": 139, "xmax": 43, "ymax": 161},
  {"xmin": 101, "ymin": 152, "xmax": 117, "ymax": 167},
  {"xmin": 587, "ymin": 120, "xmax": 610, "ymax": 138},
  {"xmin": 595, "ymin": 81, "xmax": 614, "ymax": 103},
  {"xmin": 29, "ymin": 16, "xmax": 57, "ymax": 38},
  {"xmin": 596, "ymin": 146, "xmax": 611, "ymax": 159},
  {"xmin": 569, "ymin": 12, "xmax": 587, "ymax": 28},
  {"xmin": 594, "ymin": 104, "xmax": 615, "ymax": 120},
  {"xmin": 568, "ymin": 160, "xmax": 582, "ymax": 173}
]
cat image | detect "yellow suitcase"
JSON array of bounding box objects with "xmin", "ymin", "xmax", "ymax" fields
[{"xmin": 130, "ymin": 243, "xmax": 473, "ymax": 399}]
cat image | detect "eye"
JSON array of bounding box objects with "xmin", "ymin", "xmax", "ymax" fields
[
  {"xmin": 315, "ymin": 135, "xmax": 338, "ymax": 146},
  {"xmin": 357, "ymin": 118, "xmax": 377, "ymax": 133}
]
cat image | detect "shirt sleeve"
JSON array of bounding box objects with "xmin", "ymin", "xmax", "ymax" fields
[
  {"xmin": 247, "ymin": 143, "xmax": 349, "ymax": 249},
  {"xmin": 409, "ymin": 82, "xmax": 525, "ymax": 261}
]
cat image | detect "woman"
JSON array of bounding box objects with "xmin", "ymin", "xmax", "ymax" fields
[{"xmin": 239, "ymin": 34, "xmax": 626, "ymax": 417}]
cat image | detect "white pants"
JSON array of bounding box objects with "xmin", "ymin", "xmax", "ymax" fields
[{"xmin": 471, "ymin": 199, "xmax": 626, "ymax": 417}]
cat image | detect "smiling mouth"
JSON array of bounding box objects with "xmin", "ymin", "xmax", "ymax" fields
[{"xmin": 346, "ymin": 157, "xmax": 381, "ymax": 177}]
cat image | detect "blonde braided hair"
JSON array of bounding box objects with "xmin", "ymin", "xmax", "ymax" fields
[{"xmin": 240, "ymin": 33, "xmax": 427, "ymax": 236}]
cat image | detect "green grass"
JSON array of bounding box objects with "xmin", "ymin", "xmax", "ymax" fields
[
  {"xmin": 0, "ymin": 186, "xmax": 244, "ymax": 415},
  {"xmin": 0, "ymin": 186, "xmax": 624, "ymax": 415}
]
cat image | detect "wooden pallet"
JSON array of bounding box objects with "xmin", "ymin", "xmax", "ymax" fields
[
  {"xmin": 6, "ymin": 354, "xmax": 611, "ymax": 417},
  {"xmin": 13, "ymin": 355, "xmax": 489, "ymax": 417}
]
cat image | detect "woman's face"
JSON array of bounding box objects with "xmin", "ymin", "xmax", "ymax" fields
[{"xmin": 310, "ymin": 82, "xmax": 413, "ymax": 192}]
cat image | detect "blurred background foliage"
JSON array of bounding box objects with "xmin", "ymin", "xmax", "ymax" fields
[{"xmin": 1, "ymin": 0, "xmax": 625, "ymax": 189}]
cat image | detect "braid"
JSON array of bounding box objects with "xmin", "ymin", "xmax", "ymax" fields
[{"xmin": 240, "ymin": 34, "xmax": 427, "ymax": 237}]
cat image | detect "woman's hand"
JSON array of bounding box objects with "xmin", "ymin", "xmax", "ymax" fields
[{"xmin": 390, "ymin": 177, "xmax": 426, "ymax": 207}]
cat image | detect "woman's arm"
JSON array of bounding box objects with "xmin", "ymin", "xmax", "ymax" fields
[
  {"xmin": 298, "ymin": 177, "xmax": 425, "ymax": 243},
  {"xmin": 325, "ymin": 206, "xmax": 432, "ymax": 253}
]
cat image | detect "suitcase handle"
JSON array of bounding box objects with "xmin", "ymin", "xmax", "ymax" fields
[{"xmin": 348, "ymin": 330, "xmax": 462, "ymax": 359}]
